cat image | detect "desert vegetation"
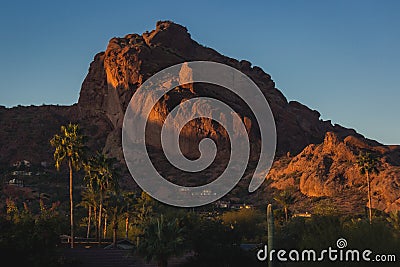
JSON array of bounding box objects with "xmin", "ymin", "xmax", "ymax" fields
[{"xmin": 1, "ymin": 123, "xmax": 400, "ymax": 267}]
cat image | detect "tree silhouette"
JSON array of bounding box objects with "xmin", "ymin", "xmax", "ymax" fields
[
  {"xmin": 80, "ymin": 181, "xmax": 99, "ymax": 239},
  {"xmin": 84, "ymin": 152, "xmax": 119, "ymax": 245},
  {"xmin": 137, "ymin": 215, "xmax": 185, "ymax": 267},
  {"xmin": 273, "ymin": 188, "xmax": 295, "ymax": 222},
  {"xmin": 122, "ymin": 191, "xmax": 136, "ymax": 240},
  {"xmin": 105, "ymin": 191, "xmax": 125, "ymax": 247},
  {"xmin": 356, "ymin": 151, "xmax": 379, "ymax": 224},
  {"xmin": 50, "ymin": 123, "xmax": 86, "ymax": 248}
]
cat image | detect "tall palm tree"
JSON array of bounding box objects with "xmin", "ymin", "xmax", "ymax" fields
[
  {"xmin": 105, "ymin": 191, "xmax": 126, "ymax": 247},
  {"xmin": 50, "ymin": 123, "xmax": 86, "ymax": 248},
  {"xmin": 122, "ymin": 192, "xmax": 136, "ymax": 240},
  {"xmin": 273, "ymin": 188, "xmax": 294, "ymax": 222},
  {"xmin": 78, "ymin": 195, "xmax": 92, "ymax": 239},
  {"xmin": 134, "ymin": 192, "xmax": 156, "ymax": 226},
  {"xmin": 83, "ymin": 159, "xmax": 100, "ymax": 239},
  {"xmin": 84, "ymin": 152, "xmax": 119, "ymax": 245},
  {"xmin": 356, "ymin": 151, "xmax": 379, "ymax": 224},
  {"xmin": 80, "ymin": 184, "xmax": 99, "ymax": 239},
  {"xmin": 133, "ymin": 192, "xmax": 156, "ymax": 247}
]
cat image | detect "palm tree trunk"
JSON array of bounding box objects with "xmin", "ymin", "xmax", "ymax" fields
[
  {"xmin": 125, "ymin": 216, "xmax": 129, "ymax": 239},
  {"xmin": 284, "ymin": 206, "xmax": 288, "ymax": 222},
  {"xmin": 69, "ymin": 159, "xmax": 74, "ymax": 248},
  {"xmin": 94, "ymin": 206, "xmax": 98, "ymax": 241},
  {"xmin": 104, "ymin": 214, "xmax": 107, "ymax": 239},
  {"xmin": 367, "ymin": 171, "xmax": 373, "ymax": 224},
  {"xmin": 86, "ymin": 206, "xmax": 92, "ymax": 239},
  {"xmin": 98, "ymin": 200, "xmax": 103, "ymax": 246}
]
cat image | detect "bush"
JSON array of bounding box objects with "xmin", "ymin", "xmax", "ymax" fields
[
  {"xmin": 0, "ymin": 200, "xmax": 64, "ymax": 266},
  {"xmin": 221, "ymin": 208, "xmax": 265, "ymax": 242},
  {"xmin": 275, "ymin": 215, "xmax": 400, "ymax": 267},
  {"xmin": 186, "ymin": 217, "xmax": 263, "ymax": 267}
]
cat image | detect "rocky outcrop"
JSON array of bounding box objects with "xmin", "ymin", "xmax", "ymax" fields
[
  {"xmin": 268, "ymin": 131, "xmax": 400, "ymax": 212},
  {"xmin": 77, "ymin": 20, "xmax": 338, "ymax": 160}
]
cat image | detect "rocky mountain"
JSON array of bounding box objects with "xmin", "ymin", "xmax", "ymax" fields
[{"xmin": 1, "ymin": 21, "xmax": 400, "ymax": 214}]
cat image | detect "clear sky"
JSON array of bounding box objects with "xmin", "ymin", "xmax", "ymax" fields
[{"xmin": 0, "ymin": 0, "xmax": 399, "ymax": 144}]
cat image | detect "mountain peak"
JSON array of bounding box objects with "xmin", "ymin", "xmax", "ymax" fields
[{"xmin": 142, "ymin": 20, "xmax": 194, "ymax": 53}]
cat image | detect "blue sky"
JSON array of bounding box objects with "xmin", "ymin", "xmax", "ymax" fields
[{"xmin": 0, "ymin": 0, "xmax": 399, "ymax": 144}]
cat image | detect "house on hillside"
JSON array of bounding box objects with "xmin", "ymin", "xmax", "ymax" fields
[
  {"xmin": 230, "ymin": 203, "xmax": 253, "ymax": 210},
  {"xmin": 292, "ymin": 212, "xmax": 312, "ymax": 218},
  {"xmin": 13, "ymin": 160, "xmax": 31, "ymax": 168},
  {"xmin": 11, "ymin": 170, "xmax": 32, "ymax": 176},
  {"xmin": 215, "ymin": 200, "xmax": 231, "ymax": 209},
  {"xmin": 8, "ymin": 178, "xmax": 24, "ymax": 187}
]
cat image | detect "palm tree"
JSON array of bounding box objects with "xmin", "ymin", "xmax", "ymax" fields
[
  {"xmin": 356, "ymin": 151, "xmax": 379, "ymax": 224},
  {"xmin": 84, "ymin": 152, "xmax": 119, "ymax": 245},
  {"xmin": 50, "ymin": 123, "xmax": 86, "ymax": 248},
  {"xmin": 122, "ymin": 192, "xmax": 136, "ymax": 240},
  {"xmin": 105, "ymin": 191, "xmax": 126, "ymax": 247},
  {"xmin": 80, "ymin": 184, "xmax": 99, "ymax": 239},
  {"xmin": 78, "ymin": 195, "xmax": 92, "ymax": 239},
  {"xmin": 137, "ymin": 215, "xmax": 185, "ymax": 267},
  {"xmin": 133, "ymin": 192, "xmax": 156, "ymax": 247},
  {"xmin": 83, "ymin": 160, "xmax": 100, "ymax": 240},
  {"xmin": 135, "ymin": 192, "xmax": 155, "ymax": 225},
  {"xmin": 273, "ymin": 188, "xmax": 294, "ymax": 222}
]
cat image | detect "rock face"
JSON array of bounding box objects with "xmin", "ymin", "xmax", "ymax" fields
[
  {"xmin": 267, "ymin": 131, "xmax": 400, "ymax": 212},
  {"xmin": 77, "ymin": 21, "xmax": 342, "ymax": 159},
  {"xmin": 1, "ymin": 21, "xmax": 400, "ymax": 213}
]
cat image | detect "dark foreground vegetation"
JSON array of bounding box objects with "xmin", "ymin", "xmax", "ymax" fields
[
  {"xmin": 1, "ymin": 123, "xmax": 400, "ymax": 267},
  {"xmin": 1, "ymin": 197, "xmax": 400, "ymax": 267}
]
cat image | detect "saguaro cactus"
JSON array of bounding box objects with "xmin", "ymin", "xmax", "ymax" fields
[{"xmin": 267, "ymin": 204, "xmax": 274, "ymax": 267}]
